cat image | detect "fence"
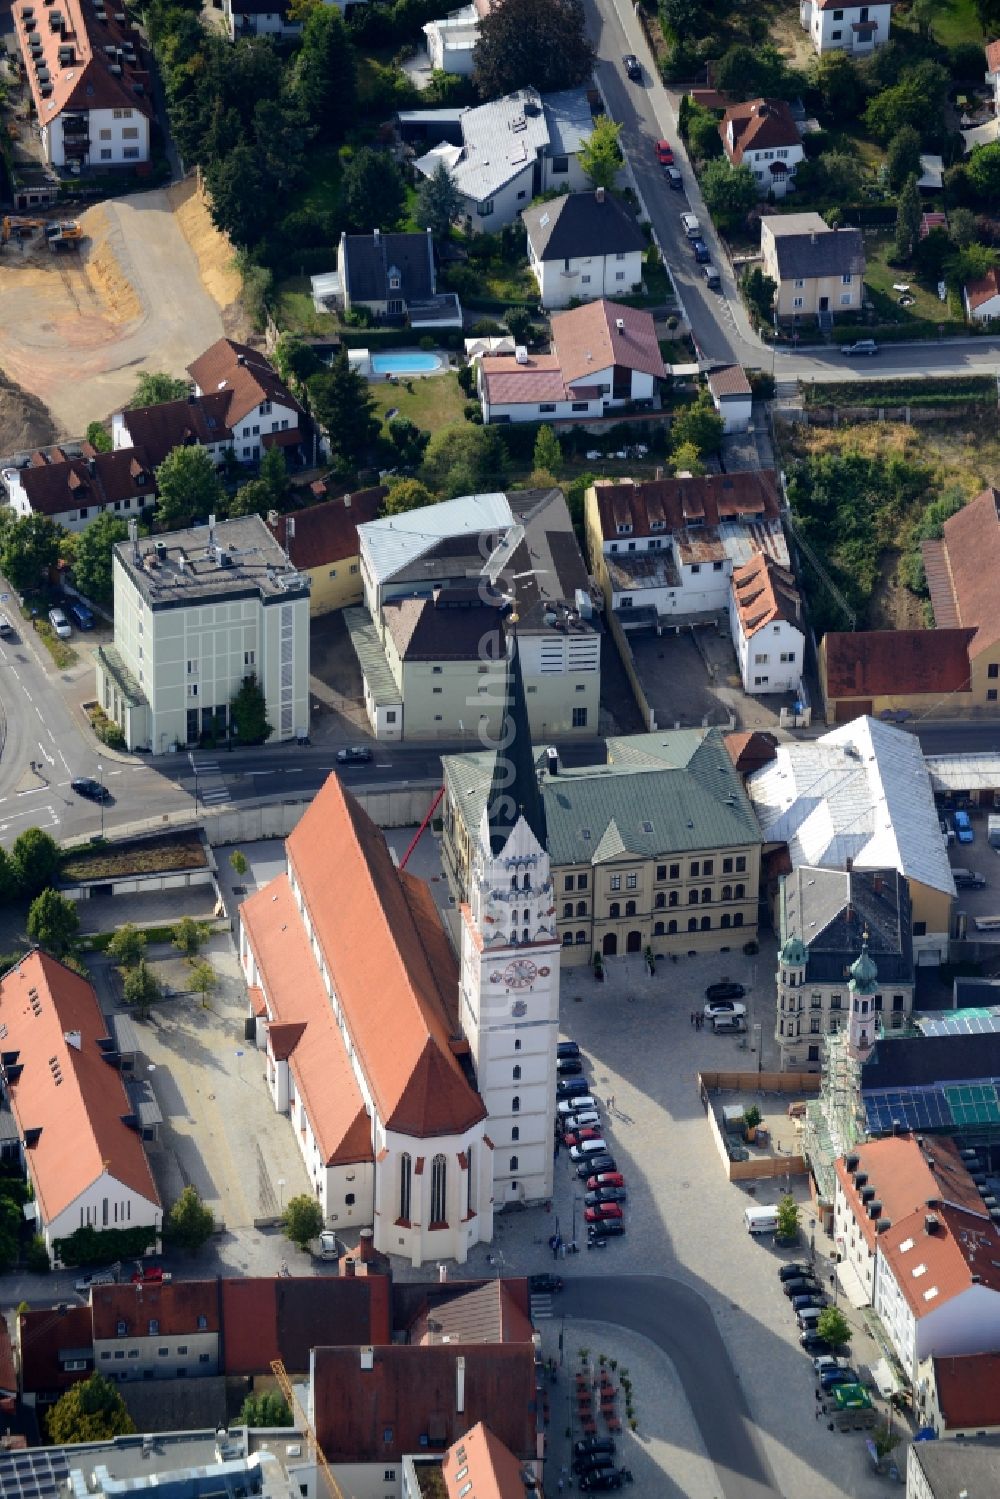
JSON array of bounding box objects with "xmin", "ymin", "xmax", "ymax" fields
[
  {"xmin": 606, "ymin": 608, "xmax": 657, "ymax": 730},
  {"xmin": 699, "ymin": 1069, "xmax": 819, "ymax": 1183},
  {"xmin": 785, "ymin": 403, "xmax": 992, "ymax": 428}
]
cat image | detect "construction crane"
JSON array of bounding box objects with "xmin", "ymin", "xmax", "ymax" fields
[
  {"xmin": 45, "ymin": 220, "xmax": 82, "ymax": 251},
  {"xmin": 269, "ymin": 1358, "xmax": 347, "ymax": 1499},
  {"xmin": 1, "ymin": 215, "xmax": 45, "ymax": 246}
]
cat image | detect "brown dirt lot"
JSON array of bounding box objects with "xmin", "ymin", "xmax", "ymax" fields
[{"xmin": 166, "ymin": 175, "xmax": 243, "ymax": 314}]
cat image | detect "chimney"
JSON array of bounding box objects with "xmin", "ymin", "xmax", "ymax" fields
[
  {"xmin": 343, "ymin": 1256, "xmax": 356, "ymax": 1278},
  {"xmin": 373, "ymin": 228, "xmax": 380, "ymax": 243},
  {"xmin": 438, "ymin": 1262, "xmax": 448, "ymax": 1284},
  {"xmin": 88, "ymin": 456, "xmax": 97, "ymax": 477},
  {"xmin": 286, "ymin": 517, "xmax": 296, "ymax": 544},
  {"xmin": 358, "ymin": 1227, "xmax": 375, "ymax": 1264},
  {"xmin": 546, "ymin": 746, "xmax": 559, "ymax": 777},
  {"xmin": 208, "ymin": 512, "xmax": 216, "ymax": 544},
  {"xmin": 873, "ymin": 873, "xmax": 882, "ymax": 895},
  {"xmin": 615, "ymin": 318, "xmax": 625, "ymax": 333},
  {"xmin": 360, "ymin": 1345, "xmax": 373, "ymax": 1370},
  {"xmin": 810, "ymin": 231, "xmax": 817, "ymax": 246},
  {"xmin": 343, "ymin": 493, "xmax": 352, "ymax": 509},
  {"xmin": 456, "ymin": 1355, "xmax": 466, "ymax": 1414},
  {"xmin": 595, "ymin": 186, "xmax": 605, "ymax": 204},
  {"xmin": 925, "ymin": 1213, "xmax": 940, "ymax": 1234}
]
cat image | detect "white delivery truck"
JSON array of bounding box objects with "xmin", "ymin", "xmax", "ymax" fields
[{"xmin": 744, "ymin": 1205, "xmax": 779, "ymax": 1235}]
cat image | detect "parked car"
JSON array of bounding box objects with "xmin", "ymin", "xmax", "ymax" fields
[
  {"xmin": 790, "ymin": 1292, "xmax": 827, "ymax": 1313},
  {"xmin": 584, "ymin": 1202, "xmax": 623, "ymax": 1224},
  {"xmin": 704, "ymin": 999, "xmax": 748, "ymax": 1021},
  {"xmin": 0, "ymin": 615, "xmax": 12, "ymax": 637},
  {"xmin": 561, "ymin": 1110, "xmax": 600, "ymax": 1133},
  {"xmin": 570, "ymin": 1138, "xmax": 608, "ymax": 1161},
  {"xmin": 71, "ymin": 777, "xmax": 111, "ymax": 803},
  {"xmin": 622, "ymin": 53, "xmax": 642, "ymax": 80},
  {"xmin": 780, "ymin": 1263, "xmax": 814, "ymax": 1283},
  {"xmin": 579, "ymin": 1472, "xmax": 625, "ymax": 1493},
  {"xmin": 800, "ymin": 1331, "xmax": 833, "ymax": 1355},
  {"xmin": 706, "ymin": 981, "xmax": 746, "ymax": 1001},
  {"xmin": 954, "ymin": 810, "xmax": 974, "ymax": 844},
  {"xmin": 48, "ymin": 607, "xmax": 71, "ymax": 639},
  {"xmin": 558, "ymin": 1077, "xmax": 590, "ymax": 1099},
  {"xmin": 784, "ymin": 1276, "xmax": 820, "ymax": 1298},
  {"xmin": 953, "ymin": 869, "xmax": 986, "ymax": 889},
  {"xmin": 587, "ymin": 1218, "xmax": 625, "ymax": 1239},
  {"xmin": 680, "ymin": 211, "xmax": 701, "ymax": 238},
  {"xmin": 558, "ymin": 1094, "xmax": 596, "ymax": 1115},
  {"xmin": 578, "ymin": 1154, "xmax": 616, "ymax": 1178},
  {"xmin": 654, "ymin": 139, "xmax": 674, "ymax": 165},
  {"xmin": 813, "ymin": 1354, "xmax": 841, "ymax": 1376},
  {"xmin": 336, "ymin": 746, "xmax": 373, "ymax": 764},
  {"xmin": 557, "ymin": 1040, "xmax": 581, "ymax": 1059},
  {"xmin": 529, "ymin": 1273, "xmax": 564, "ymax": 1295},
  {"xmin": 557, "ymin": 1056, "xmax": 584, "ymax": 1076},
  {"xmin": 316, "ymin": 1231, "xmax": 339, "ymax": 1261},
  {"xmin": 564, "ymin": 1127, "xmax": 603, "ymax": 1149},
  {"xmin": 587, "ymin": 1171, "xmax": 625, "ymax": 1191},
  {"xmin": 665, "ymin": 165, "xmax": 683, "ymax": 190},
  {"xmin": 820, "ymin": 1367, "xmax": 858, "ymax": 1392},
  {"xmin": 575, "ymin": 1452, "xmax": 616, "ymax": 1477},
  {"xmin": 796, "ymin": 1306, "xmax": 824, "ymax": 1330},
  {"xmin": 844, "ymin": 340, "xmax": 878, "ymax": 357},
  {"xmin": 691, "ymin": 237, "xmax": 711, "ymax": 264},
  {"xmin": 585, "ymin": 1186, "xmax": 627, "ymax": 1206},
  {"xmin": 574, "ymin": 1436, "xmax": 616, "ymax": 1459},
  {"xmin": 68, "ymin": 601, "xmax": 95, "ymax": 630},
  {"xmin": 702, "ymin": 263, "xmax": 721, "ymax": 290}
]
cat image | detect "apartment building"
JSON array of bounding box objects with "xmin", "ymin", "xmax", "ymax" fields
[
  {"xmin": 3, "ymin": 446, "xmax": 156, "ymax": 531},
  {"xmin": 96, "ymin": 514, "xmax": 310, "ymax": 752},
  {"xmin": 442, "ymin": 728, "xmax": 762, "ymax": 965}
]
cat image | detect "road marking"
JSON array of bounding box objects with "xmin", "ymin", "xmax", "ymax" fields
[
  {"xmin": 284, "ymin": 767, "xmax": 303, "ymax": 774},
  {"xmin": 107, "ymin": 769, "xmax": 122, "ymax": 776},
  {"xmin": 23, "ymin": 690, "xmax": 32, "ymax": 703}
]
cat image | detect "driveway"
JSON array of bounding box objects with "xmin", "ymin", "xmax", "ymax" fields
[{"xmin": 0, "ymin": 189, "xmax": 224, "ymax": 434}]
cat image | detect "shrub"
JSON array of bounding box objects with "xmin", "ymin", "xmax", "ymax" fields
[
  {"xmin": 418, "ymin": 335, "xmax": 436, "ymax": 352},
  {"xmin": 26, "ymin": 1234, "xmax": 50, "ymax": 1273}
]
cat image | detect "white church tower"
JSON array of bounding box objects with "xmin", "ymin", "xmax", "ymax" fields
[{"xmin": 459, "ymin": 634, "xmax": 560, "ymax": 1208}]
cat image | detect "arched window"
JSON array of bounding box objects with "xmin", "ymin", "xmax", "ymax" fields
[
  {"xmin": 511, "ymin": 1126, "xmax": 519, "ymax": 1141},
  {"xmin": 576, "ymin": 930, "xmax": 587, "ymax": 944},
  {"xmin": 576, "ymin": 901, "xmax": 587, "ymax": 916},
  {"xmin": 563, "ymin": 931, "xmax": 573, "ymax": 946},
  {"xmin": 688, "ymin": 917, "xmax": 698, "ymax": 932},
  {"xmin": 512, "ymin": 1095, "xmax": 520, "ymax": 1112},
  {"xmin": 466, "ymin": 1143, "xmax": 474, "ymax": 1215},
  {"xmin": 523, "ymin": 872, "xmax": 530, "ymax": 890},
  {"xmin": 668, "ymin": 891, "xmax": 679, "ymax": 908},
  {"xmin": 510, "ymin": 875, "xmax": 518, "ymax": 890},
  {"xmin": 509, "ymin": 1156, "xmax": 518, "ymax": 1172},
  {"xmin": 700, "ymin": 915, "xmax": 711, "ymax": 931},
  {"xmin": 721, "ymin": 913, "xmax": 731, "ymax": 929},
  {"xmin": 654, "ymin": 921, "xmax": 664, "ymax": 936},
  {"xmin": 734, "ymin": 912, "xmax": 744, "ymax": 928},
  {"xmin": 625, "ymin": 900, "xmax": 636, "ymax": 917},
  {"xmin": 655, "ymin": 893, "xmax": 665, "ymax": 909},
  {"xmin": 430, "ymin": 1154, "xmax": 447, "ymax": 1224},
  {"xmin": 688, "ymin": 890, "xmax": 699, "ymax": 905},
  {"xmin": 701, "ymin": 887, "xmax": 711, "ymax": 904},
  {"xmin": 513, "ymin": 1064, "xmax": 521, "ymax": 1081},
  {"xmin": 399, "ymin": 1152, "xmax": 412, "ymax": 1222},
  {"xmin": 735, "ymin": 884, "xmax": 745, "ymax": 900},
  {"xmin": 563, "ymin": 903, "xmax": 573, "ymax": 918},
  {"xmin": 609, "ymin": 902, "xmax": 620, "ymax": 919},
  {"xmin": 668, "ymin": 920, "xmax": 678, "ymax": 934},
  {"xmin": 721, "ymin": 884, "xmax": 732, "ymax": 902},
  {"xmin": 522, "ymin": 928, "xmax": 529, "ymax": 944},
  {"xmin": 523, "ymin": 909, "xmax": 530, "ymax": 924}
]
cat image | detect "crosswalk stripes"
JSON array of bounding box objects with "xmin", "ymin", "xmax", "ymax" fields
[
  {"xmin": 530, "ymin": 1293, "xmax": 554, "ymax": 1322},
  {"xmin": 191, "ymin": 758, "xmax": 232, "ymax": 807}
]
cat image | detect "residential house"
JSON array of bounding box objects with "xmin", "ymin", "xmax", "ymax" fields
[
  {"xmin": 729, "ymin": 553, "xmax": 804, "ymax": 695},
  {"xmin": 706, "ymin": 365, "xmax": 753, "ymax": 433},
  {"xmin": 964, "ymin": 267, "xmax": 1000, "ymax": 322},
  {"xmin": 3, "ymin": 446, "xmax": 156, "ymax": 532},
  {"xmin": 242, "ymin": 636, "xmax": 563, "ymax": 1244},
  {"xmin": 442, "ymin": 726, "xmax": 763, "ymax": 965},
  {"xmin": 89, "ymin": 1281, "xmax": 221, "ymax": 1384},
  {"xmin": 408, "ymin": 1422, "xmax": 528, "ymax": 1499},
  {"xmin": 522, "ymin": 188, "xmax": 646, "ymax": 309},
  {"xmin": 13, "ymin": 0, "xmax": 152, "ymax": 169},
  {"xmin": 986, "ymin": 40, "xmax": 1000, "ymax": 117},
  {"xmin": 350, "ymin": 487, "xmax": 601, "ymax": 740},
  {"xmin": 923, "ymin": 487, "xmax": 1000, "ymax": 704},
  {"xmin": 0, "ymin": 952, "xmax": 161, "ymax": 1258},
  {"xmin": 422, "ymin": 0, "xmax": 493, "ymax": 76},
  {"xmin": 479, "ymin": 299, "xmax": 665, "ymax": 423},
  {"xmin": 266, "ymin": 488, "xmax": 385, "ymax": 616},
  {"xmin": 584, "ymin": 471, "xmax": 788, "ymax": 629},
  {"xmin": 819, "ymin": 629, "xmax": 977, "ymax": 723},
  {"xmin": 799, "ymin": 0, "xmax": 893, "ymax": 55},
  {"xmin": 96, "ymin": 514, "xmax": 310, "ymax": 752},
  {"xmin": 777, "ymin": 865, "xmax": 913, "ymax": 1072},
  {"xmin": 916, "ymin": 1352, "xmax": 1000, "ymax": 1439},
  {"xmin": 906, "ymin": 1443, "xmax": 1000, "ymax": 1499},
  {"xmin": 335, "ymin": 229, "xmax": 461, "ymax": 328},
  {"xmin": 748, "ymin": 715, "xmax": 956, "ymax": 965},
  {"xmin": 221, "ymin": 0, "xmax": 302, "ymax": 40},
  {"xmin": 760, "ymin": 212, "xmax": 865, "ymax": 323},
  {"xmin": 412, "ymin": 87, "xmax": 593, "ymax": 229},
  {"xmin": 113, "ymin": 339, "xmax": 308, "ymax": 468},
  {"xmin": 719, "ymin": 99, "xmax": 804, "ymax": 198},
  {"xmin": 834, "ymin": 1135, "xmax": 984, "ymax": 1313}
]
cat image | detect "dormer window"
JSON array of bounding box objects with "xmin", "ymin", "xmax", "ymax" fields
[
  {"xmin": 616, "ymin": 523, "xmax": 632, "ymax": 535},
  {"xmin": 389, "ymin": 273, "xmax": 401, "ymax": 291}
]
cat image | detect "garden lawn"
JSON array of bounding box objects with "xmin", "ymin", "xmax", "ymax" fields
[
  {"xmin": 371, "ymin": 371, "xmax": 468, "ymax": 434},
  {"xmin": 863, "ymin": 236, "xmax": 955, "ymax": 327},
  {"xmin": 923, "ymin": 0, "xmax": 984, "ymax": 48},
  {"xmin": 274, "ymin": 276, "xmax": 339, "ymax": 337}
]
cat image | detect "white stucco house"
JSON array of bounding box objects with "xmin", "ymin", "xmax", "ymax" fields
[
  {"xmin": 964, "ymin": 267, "xmax": 1000, "ymax": 322},
  {"xmin": 729, "ymin": 553, "xmax": 804, "ymax": 694},
  {"xmin": 719, "ymin": 99, "xmax": 804, "ymax": 199},
  {"xmin": 799, "ymin": 0, "xmax": 892, "ymax": 55},
  {"xmin": 3, "ymin": 447, "xmax": 157, "ymax": 532},
  {"xmin": 423, "ymin": 3, "xmax": 482, "ymax": 75},
  {"xmin": 986, "ymin": 40, "xmax": 1000, "ymax": 115},
  {"xmin": 521, "ymin": 189, "xmax": 646, "ymax": 310},
  {"xmin": 706, "ymin": 365, "xmax": 752, "ymax": 433}
]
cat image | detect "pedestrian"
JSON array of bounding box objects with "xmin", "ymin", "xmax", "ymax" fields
[
  {"xmin": 609, "ymin": 1093, "xmax": 615, "ymax": 1111},
  {"xmin": 690, "ymin": 1011, "xmax": 695, "ymax": 1026}
]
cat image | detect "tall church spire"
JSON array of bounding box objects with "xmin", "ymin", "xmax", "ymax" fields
[{"xmin": 484, "ymin": 632, "xmax": 547, "ymax": 855}]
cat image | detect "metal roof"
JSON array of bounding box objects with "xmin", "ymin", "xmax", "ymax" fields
[
  {"xmin": 452, "ymin": 88, "xmax": 552, "ymax": 202},
  {"xmin": 541, "ymin": 88, "xmax": 595, "ymax": 156},
  {"xmin": 344, "ymin": 608, "xmax": 401, "ymax": 707},
  {"xmin": 748, "ymin": 716, "xmax": 956, "ymax": 898},
  {"xmin": 916, "ymin": 1005, "xmax": 1000, "ymax": 1038},
  {"xmin": 926, "ymin": 752, "xmax": 1000, "ymax": 792},
  {"xmin": 359, "ymin": 492, "xmax": 513, "ymax": 586}
]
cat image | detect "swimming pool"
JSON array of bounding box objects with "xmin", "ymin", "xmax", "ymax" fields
[{"xmin": 371, "ymin": 351, "xmax": 444, "ymax": 376}]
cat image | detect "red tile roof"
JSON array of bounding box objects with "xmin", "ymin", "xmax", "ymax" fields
[
  {"xmin": 552, "ymin": 298, "xmax": 666, "ymax": 383},
  {"xmin": 933, "ymin": 487, "xmax": 1000, "ymax": 656},
  {"xmin": 221, "ymin": 1276, "xmax": 390, "ymax": 1375},
  {"xmin": 284, "ymin": 777, "xmax": 486, "ymax": 1138},
  {"xmin": 707, "ymin": 364, "xmax": 752, "ymax": 398},
  {"xmin": 590, "ymin": 471, "xmax": 780, "ymax": 540},
  {"xmin": 13, "ymin": 0, "xmax": 152, "ymax": 126},
  {"xmin": 17, "ymin": 448, "xmax": 156, "ymax": 517},
  {"xmin": 821, "ymin": 628, "xmax": 975, "ymax": 700},
  {"xmin": 920, "ymin": 211, "xmax": 947, "ymax": 240},
  {"xmin": 187, "ymin": 340, "xmax": 305, "ymax": 432},
  {"xmin": 0, "ymin": 953, "xmax": 159, "ymax": 1226},
  {"xmin": 268, "ymin": 489, "xmax": 385, "ymax": 571},
  {"xmin": 988, "ymin": 39, "xmax": 1000, "ymax": 73},
  {"xmin": 18, "ymin": 1304, "xmax": 94, "ymax": 1396},
  {"xmin": 119, "ymin": 392, "xmax": 234, "ymax": 467},
  {"xmin": 408, "ymin": 1282, "xmax": 535, "ymax": 1347},
  {"xmin": 932, "ymin": 1352, "xmax": 1000, "ymax": 1430},
  {"xmin": 724, "ymin": 729, "xmax": 778, "ymax": 774},
  {"xmin": 312, "ymin": 1344, "xmax": 537, "ymax": 1462},
  {"xmin": 880, "ymin": 1202, "xmax": 1000, "ymax": 1318},
  {"xmin": 966, "ymin": 267, "xmax": 1000, "ymax": 312},
  {"xmin": 835, "ymin": 1135, "xmax": 986, "ymax": 1259},
  {"xmin": 480, "ymin": 352, "xmax": 591, "ymax": 407},
  {"xmin": 240, "ymin": 875, "xmax": 372, "ymax": 1168},
  {"xmin": 731, "ymin": 554, "xmax": 801, "ymax": 638},
  {"xmin": 91, "ymin": 1280, "xmax": 220, "ymax": 1340},
  {"xmin": 721, "ymin": 99, "xmax": 800, "ymax": 164},
  {"xmin": 441, "ymin": 1421, "xmax": 528, "ymax": 1499},
  {"xmin": 0, "ymin": 1317, "xmax": 15, "ymax": 1399}
]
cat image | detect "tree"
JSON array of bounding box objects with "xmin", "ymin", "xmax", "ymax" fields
[
  {"xmin": 885, "ymin": 124, "xmax": 922, "ymax": 192},
  {"xmin": 128, "ymin": 371, "xmax": 190, "ymax": 408},
  {"xmin": 421, "ymin": 423, "xmax": 507, "ymax": 497},
  {"xmin": 273, "ymin": 334, "xmax": 322, "ymax": 388},
  {"xmin": 805, "ymin": 149, "xmax": 863, "ymax": 202},
  {"xmin": 85, "ymin": 421, "xmax": 112, "ymax": 453},
  {"xmin": 699, "ymin": 159, "xmax": 757, "ymax": 234},
  {"xmin": 579, "ymin": 117, "xmax": 623, "ymax": 191},
  {"xmin": 155, "ymin": 446, "xmax": 226, "ymax": 531},
  {"xmin": 686, "ymin": 104, "xmax": 725, "ymax": 164},
  {"xmin": 416, "ymin": 162, "xmax": 463, "ymax": 239},
  {"xmin": 504, "ymin": 306, "xmax": 533, "ymax": 344},
  {"xmin": 282, "ymin": 1193, "xmax": 324, "ymax": 1250},
  {"xmin": 342, "ymin": 147, "xmax": 406, "ymax": 232},
  {"xmin": 0, "ymin": 847, "xmax": 19, "ymax": 905},
  {"xmin": 863, "ymin": 60, "xmax": 949, "ymax": 143},
  {"xmin": 949, "ymin": 207, "xmax": 979, "ymax": 248},
  {"xmin": 388, "ymin": 417, "xmax": 429, "ymax": 467},
  {"xmin": 947, "ymin": 241, "xmax": 998, "ymax": 291},
  {"xmin": 1, "ymin": 514, "xmax": 61, "ymax": 593},
  {"xmin": 714, "ymin": 44, "xmax": 791, "ymax": 102},
  {"xmin": 812, "ymin": 52, "xmax": 864, "ymax": 120},
  {"xmin": 533, "ymin": 425, "xmax": 562, "ymax": 475},
  {"xmin": 292, "ymin": 5, "xmax": 358, "ymax": 145},
  {"xmin": 188, "ymin": 958, "xmax": 218, "ymax": 1008},
  {"xmin": 47, "ymin": 1373, "xmax": 136, "ymax": 1445},
  {"xmin": 227, "ymin": 479, "xmax": 273, "ymax": 519},
  {"xmin": 73, "ymin": 513, "xmax": 128, "ymax": 606},
  {"xmin": 894, "ymin": 174, "xmax": 921, "ymax": 262},
  {"xmin": 229, "ymin": 850, "xmax": 249, "ymax": 877},
  {"xmin": 12, "ymin": 827, "xmax": 60, "ymax": 899},
  {"xmin": 230, "ymin": 674, "xmax": 273, "ymax": 745},
  {"xmin": 473, "ymin": 0, "xmax": 594, "ymax": 98},
  {"xmin": 122, "ymin": 959, "xmax": 160, "ymax": 1019},
  {"xmin": 671, "ymin": 391, "xmax": 724, "ymax": 459},
  {"xmin": 742, "ymin": 265, "xmax": 776, "ymax": 327},
  {"xmin": 173, "ymin": 915, "xmax": 209, "ymax": 959},
  {"xmin": 204, "ymin": 144, "xmax": 272, "ymax": 250},
  {"xmin": 307, "ymin": 353, "xmax": 379, "ymax": 469},
  {"xmin": 776, "ymin": 1194, "xmax": 800, "ymax": 1241},
  {"xmin": 108, "ymin": 922, "xmax": 146, "ymax": 971},
  {"xmin": 967, "ymin": 140, "xmax": 1000, "ymax": 206},
  {"xmin": 816, "ymin": 1306, "xmax": 852, "ymax": 1347},
  {"xmin": 239, "ymin": 1391, "xmax": 293, "ymax": 1427},
  {"xmin": 167, "ymin": 1185, "xmax": 215, "ymax": 1251},
  {"xmin": 259, "ymin": 445, "xmax": 290, "ymax": 508},
  {"xmin": 384, "ymin": 478, "xmax": 435, "ymax": 515},
  {"xmin": 26, "ymin": 889, "xmax": 79, "ymax": 959},
  {"xmin": 670, "ymin": 441, "xmax": 704, "ymax": 476}
]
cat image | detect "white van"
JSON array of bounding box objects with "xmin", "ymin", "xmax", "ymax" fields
[
  {"xmin": 744, "ymin": 1205, "xmax": 779, "ymax": 1235},
  {"xmin": 680, "ymin": 211, "xmax": 701, "ymax": 238},
  {"xmin": 713, "ymin": 1013, "xmax": 746, "ymax": 1033}
]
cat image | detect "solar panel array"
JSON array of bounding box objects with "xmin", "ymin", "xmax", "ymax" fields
[
  {"xmin": 916, "ymin": 1009, "xmax": 1000, "ymax": 1039},
  {"xmin": 864, "ymin": 1080, "xmax": 1000, "ymax": 1134},
  {"xmin": 0, "ymin": 1449, "xmax": 71, "ymax": 1499}
]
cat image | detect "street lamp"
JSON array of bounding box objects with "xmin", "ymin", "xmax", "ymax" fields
[
  {"xmin": 97, "ymin": 758, "xmax": 104, "ymax": 840},
  {"xmin": 278, "ymin": 1177, "xmax": 285, "ymax": 1212},
  {"xmin": 572, "ymin": 1195, "xmax": 582, "ymax": 1246}
]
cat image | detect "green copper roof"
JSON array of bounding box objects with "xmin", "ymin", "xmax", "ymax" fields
[
  {"xmin": 849, "ymin": 944, "xmax": 879, "ymax": 994},
  {"xmin": 780, "ymin": 935, "xmax": 808, "ymax": 966}
]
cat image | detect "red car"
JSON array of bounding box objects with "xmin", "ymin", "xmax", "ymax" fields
[
  {"xmin": 587, "ymin": 1171, "xmax": 625, "ymax": 1191},
  {"xmin": 584, "ymin": 1203, "xmax": 624, "ymax": 1224},
  {"xmin": 564, "ymin": 1127, "xmax": 603, "ymax": 1149},
  {"xmin": 655, "ymin": 139, "xmax": 674, "ymax": 166},
  {"xmin": 131, "ymin": 1265, "xmax": 171, "ymax": 1285}
]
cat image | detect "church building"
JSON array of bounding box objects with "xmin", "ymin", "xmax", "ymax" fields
[{"xmin": 239, "ymin": 637, "xmax": 560, "ymax": 1265}]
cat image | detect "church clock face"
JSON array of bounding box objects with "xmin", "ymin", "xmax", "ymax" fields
[{"xmin": 503, "ymin": 958, "xmax": 538, "ymax": 989}]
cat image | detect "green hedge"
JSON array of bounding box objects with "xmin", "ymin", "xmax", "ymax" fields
[
  {"xmin": 804, "ymin": 376, "xmax": 995, "ymax": 408},
  {"xmin": 829, "ymin": 320, "xmax": 970, "ymax": 344},
  {"xmin": 54, "ymin": 1223, "xmax": 158, "ymax": 1267}
]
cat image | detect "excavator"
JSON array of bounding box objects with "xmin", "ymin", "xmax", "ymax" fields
[
  {"xmin": 0, "ymin": 215, "xmax": 83, "ymax": 251},
  {"xmin": 0, "ymin": 214, "xmax": 45, "ymax": 246}
]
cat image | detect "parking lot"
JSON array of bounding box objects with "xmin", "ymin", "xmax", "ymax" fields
[
  {"xmin": 628, "ymin": 628, "xmax": 792, "ymax": 732},
  {"xmin": 943, "ymin": 808, "xmax": 1000, "ymax": 942}
]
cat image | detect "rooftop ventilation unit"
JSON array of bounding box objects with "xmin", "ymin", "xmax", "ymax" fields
[{"xmin": 515, "ymin": 345, "xmax": 528, "ymax": 364}]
